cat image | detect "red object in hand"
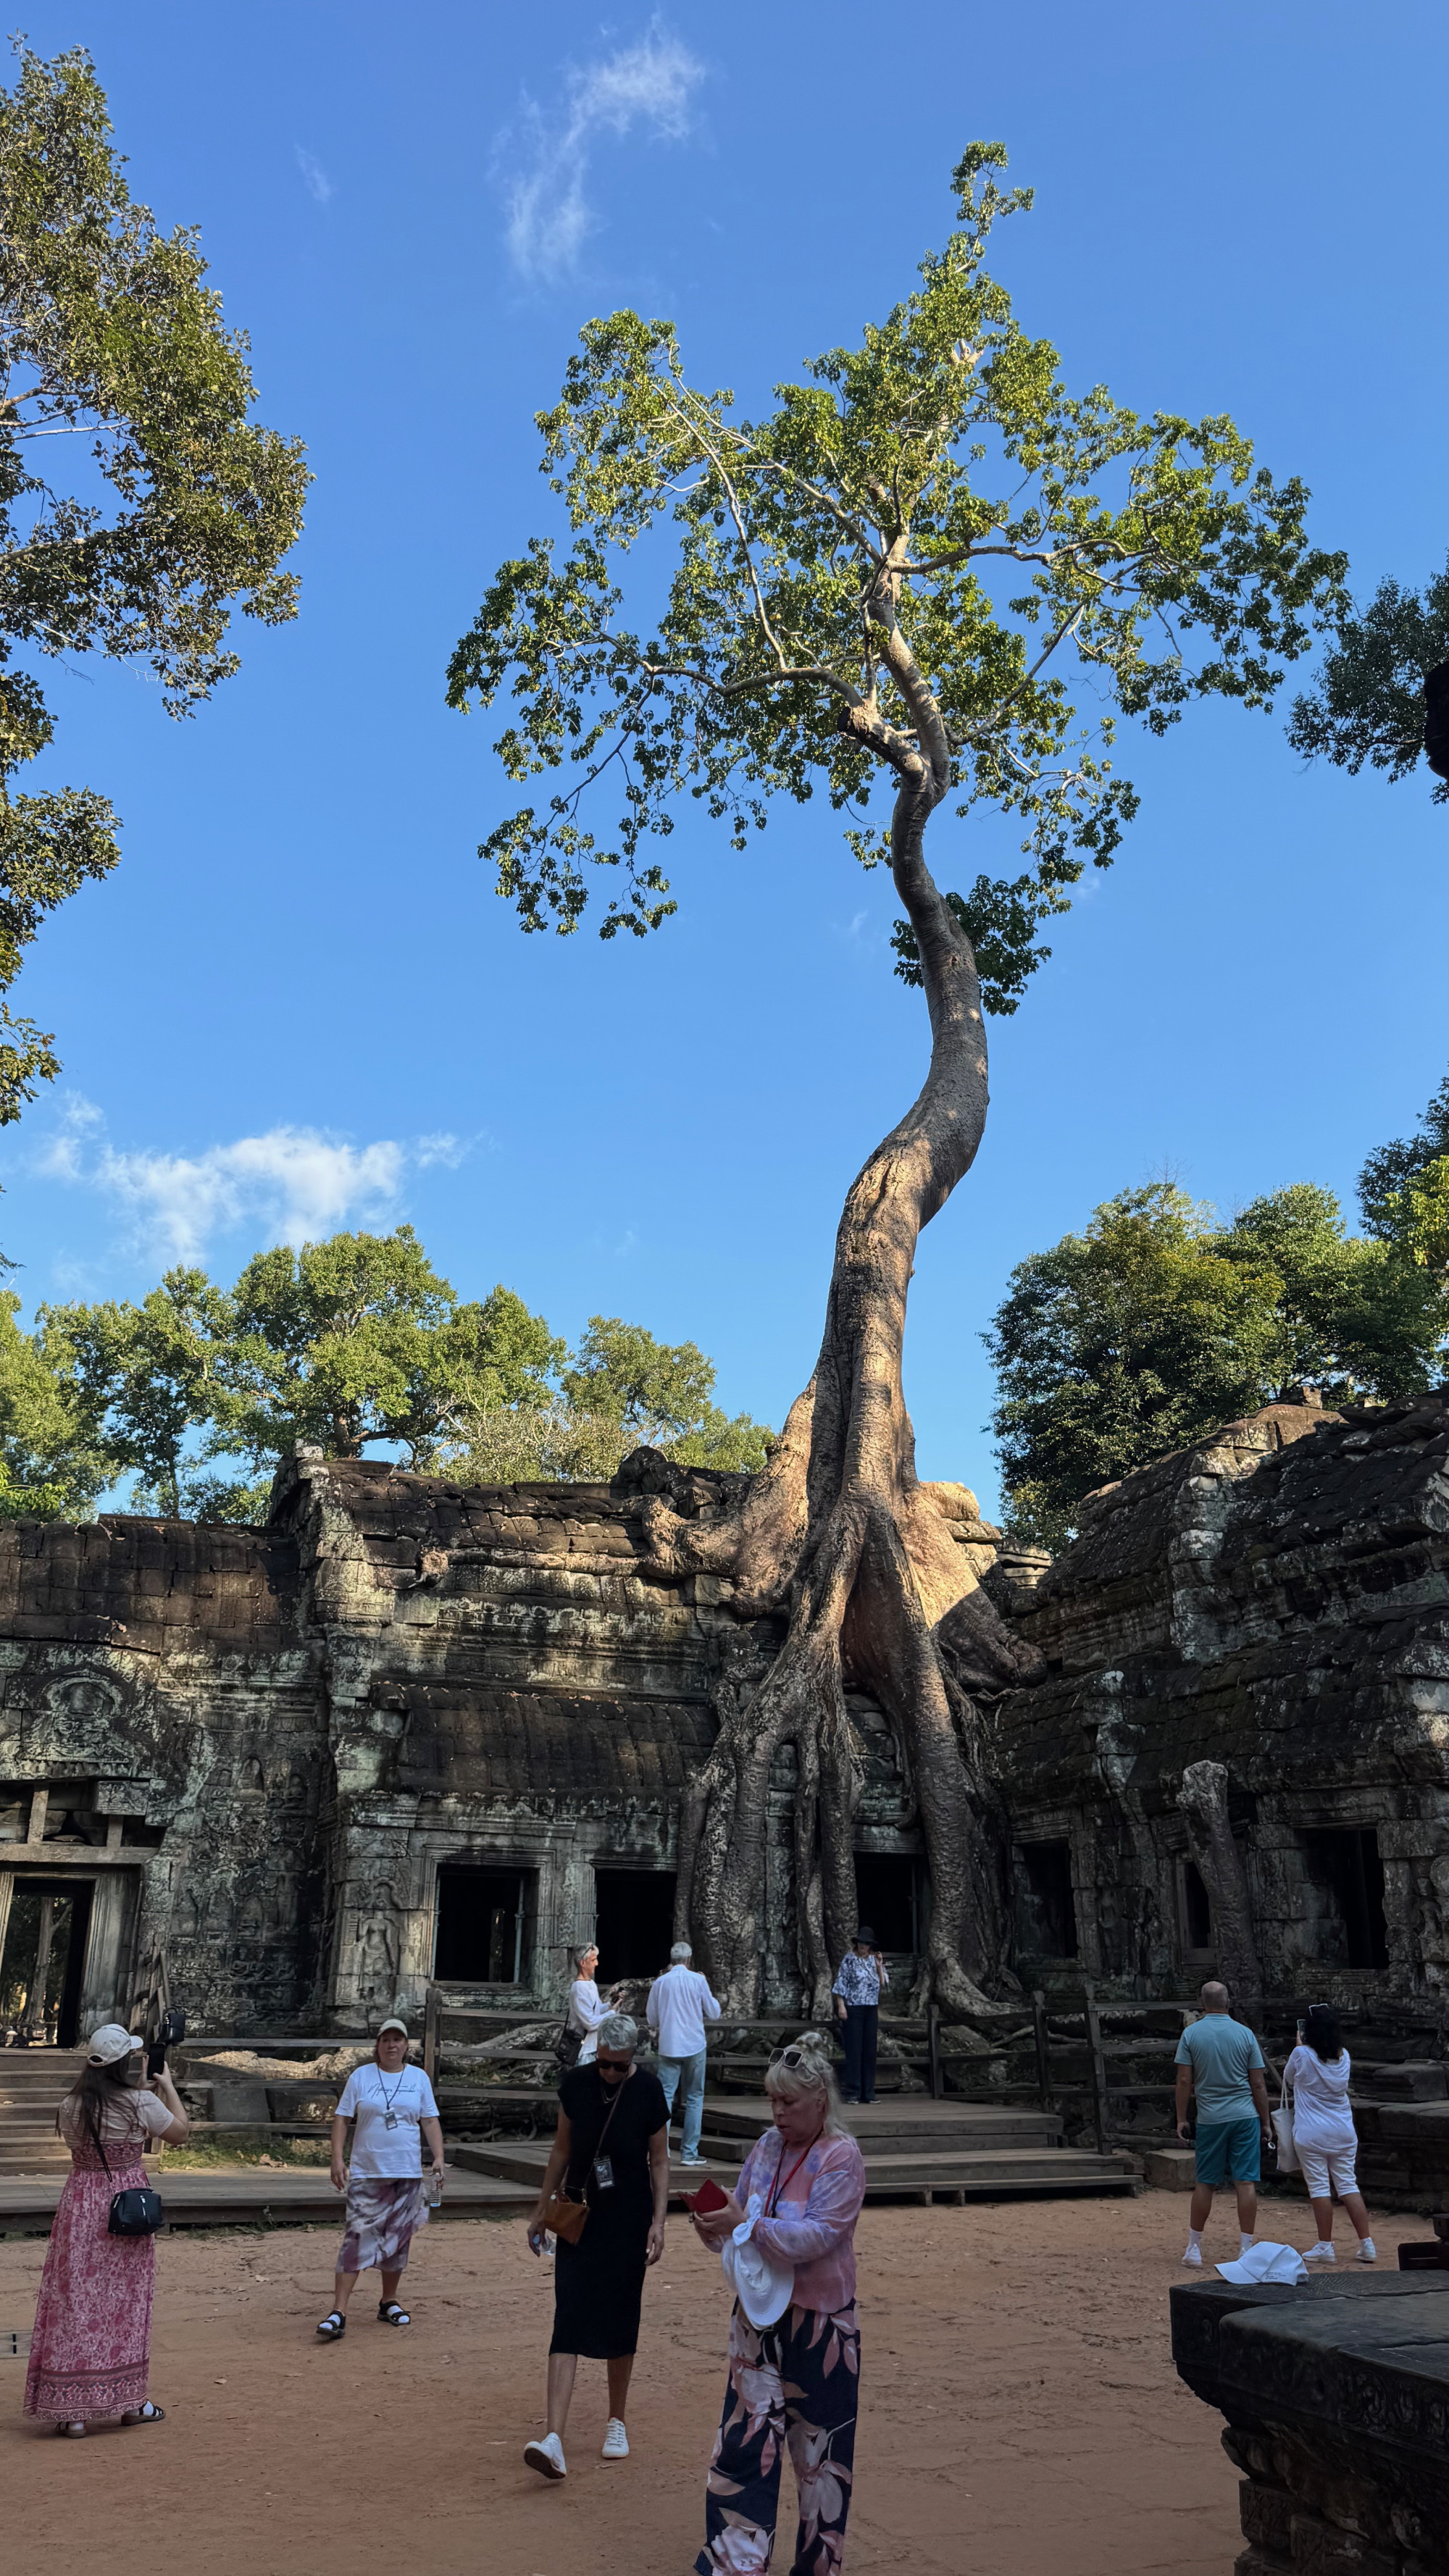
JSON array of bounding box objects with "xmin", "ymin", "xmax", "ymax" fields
[{"xmin": 688, "ymin": 2176, "xmax": 729, "ymax": 2214}]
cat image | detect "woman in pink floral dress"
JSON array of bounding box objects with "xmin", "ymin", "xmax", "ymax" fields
[
  {"xmin": 24, "ymin": 2023, "xmax": 188, "ymax": 2435},
  {"xmin": 690, "ymin": 2032, "xmax": 866, "ymax": 2575}
]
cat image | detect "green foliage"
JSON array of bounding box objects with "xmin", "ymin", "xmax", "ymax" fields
[
  {"xmin": 41, "ymin": 1267, "xmax": 232, "ymax": 1516},
  {"xmin": 988, "ymin": 1155, "xmax": 1449, "ymax": 1550},
  {"xmin": 986, "ymin": 1185, "xmax": 1284, "ymax": 1550},
  {"xmin": 1219, "ymin": 1184, "xmax": 1445, "ymax": 1402},
  {"xmin": 443, "ymin": 1311, "xmax": 771, "ymax": 1485},
  {"xmin": 451, "ymin": 142, "xmax": 1345, "ymax": 1013},
  {"xmin": 0, "ymin": 1290, "xmax": 107, "ymax": 1518},
  {"xmin": 12, "ymin": 1225, "xmax": 770, "ymax": 1515},
  {"xmin": 0, "ymin": 42, "xmax": 308, "ymax": 1121},
  {"xmin": 1358, "ymin": 1078, "xmax": 1449, "ymax": 1255},
  {"xmin": 219, "ymin": 1227, "xmax": 462, "ymax": 1468},
  {"xmin": 1286, "ymin": 562, "xmax": 1449, "ymax": 801}
]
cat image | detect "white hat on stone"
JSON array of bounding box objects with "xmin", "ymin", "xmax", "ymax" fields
[
  {"xmin": 1216, "ymin": 2240, "xmax": 1308, "ymax": 2286},
  {"xmin": 86, "ymin": 2024, "xmax": 144, "ymax": 2065}
]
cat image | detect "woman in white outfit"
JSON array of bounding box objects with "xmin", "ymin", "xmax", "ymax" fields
[
  {"xmin": 566, "ymin": 1944, "xmax": 608, "ymax": 2066},
  {"xmin": 1285, "ymin": 2004, "xmax": 1375, "ymax": 2265}
]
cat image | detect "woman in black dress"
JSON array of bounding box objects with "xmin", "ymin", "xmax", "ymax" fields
[{"xmin": 525, "ymin": 2012, "xmax": 669, "ymax": 2478}]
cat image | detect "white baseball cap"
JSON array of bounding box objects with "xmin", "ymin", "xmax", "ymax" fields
[{"xmin": 86, "ymin": 2024, "xmax": 144, "ymax": 2065}]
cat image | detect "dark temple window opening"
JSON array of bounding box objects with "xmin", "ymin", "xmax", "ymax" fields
[
  {"xmin": 0, "ymin": 1878, "xmax": 93, "ymax": 2046},
  {"xmin": 592, "ymin": 1868, "xmax": 677, "ymax": 1983},
  {"xmin": 1301, "ymin": 1827, "xmax": 1390, "ymax": 1972},
  {"xmin": 433, "ymin": 1866, "xmax": 530, "ymax": 1983},
  {"xmin": 1016, "ymin": 1841, "xmax": 1078, "ymax": 1959},
  {"xmin": 853, "ymin": 1853, "xmax": 921, "ymax": 1953},
  {"xmin": 1181, "ymin": 1860, "xmax": 1214, "ymax": 1952}
]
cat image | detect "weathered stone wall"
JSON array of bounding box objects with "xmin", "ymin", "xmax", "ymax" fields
[
  {"xmin": 0, "ymin": 1455, "xmax": 919, "ymax": 2032},
  {"xmin": 4, "ymin": 1389, "xmax": 1449, "ymax": 2040},
  {"xmin": 990, "ymin": 1393, "xmax": 1449, "ymax": 2003}
]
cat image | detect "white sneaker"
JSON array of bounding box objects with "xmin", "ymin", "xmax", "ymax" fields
[
  {"xmin": 601, "ymin": 2417, "xmax": 630, "ymax": 2460},
  {"xmin": 1180, "ymin": 2241, "xmax": 1203, "ymax": 2266},
  {"xmin": 1356, "ymin": 2237, "xmax": 1377, "ymax": 2264},
  {"xmin": 1304, "ymin": 2241, "xmax": 1337, "ymax": 2263},
  {"xmin": 524, "ymin": 2432, "xmax": 567, "ymax": 2480},
  {"xmin": 680, "ymin": 2152, "xmax": 705, "ymax": 2167}
]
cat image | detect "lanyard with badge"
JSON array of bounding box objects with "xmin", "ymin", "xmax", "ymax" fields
[{"xmin": 375, "ymin": 2067, "xmax": 409, "ymax": 2131}]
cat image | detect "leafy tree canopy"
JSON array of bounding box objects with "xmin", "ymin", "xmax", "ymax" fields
[
  {"xmin": 41, "ymin": 1267, "xmax": 231, "ymax": 1517},
  {"xmin": 1286, "ymin": 561, "xmax": 1449, "ymax": 801},
  {"xmin": 8, "ymin": 1228, "xmax": 769, "ymax": 1519},
  {"xmin": 0, "ymin": 1288, "xmax": 107, "ymax": 1519},
  {"xmin": 988, "ymin": 1157, "xmax": 1449, "ymax": 1552},
  {"xmin": 0, "ymin": 43, "xmax": 308, "ymax": 1123},
  {"xmin": 448, "ymin": 143, "xmax": 1346, "ymax": 1015}
]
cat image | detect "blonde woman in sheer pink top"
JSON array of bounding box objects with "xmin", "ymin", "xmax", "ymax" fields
[{"xmin": 690, "ymin": 2033, "xmax": 866, "ymax": 2575}]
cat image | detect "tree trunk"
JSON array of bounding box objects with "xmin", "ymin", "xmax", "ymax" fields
[
  {"xmin": 1177, "ymin": 1760, "xmax": 1263, "ymax": 2010},
  {"xmin": 637, "ymin": 766, "xmax": 1043, "ymax": 2017}
]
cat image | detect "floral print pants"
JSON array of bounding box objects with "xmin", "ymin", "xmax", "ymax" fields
[{"xmin": 696, "ymin": 2299, "xmax": 859, "ymax": 2576}]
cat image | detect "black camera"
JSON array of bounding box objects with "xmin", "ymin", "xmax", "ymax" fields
[{"xmin": 146, "ymin": 2008, "xmax": 185, "ymax": 2080}]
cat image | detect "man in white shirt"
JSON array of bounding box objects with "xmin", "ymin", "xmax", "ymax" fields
[{"xmin": 646, "ymin": 1941, "xmax": 721, "ymax": 2165}]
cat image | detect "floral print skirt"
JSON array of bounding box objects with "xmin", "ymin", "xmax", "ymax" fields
[
  {"xmin": 696, "ymin": 2298, "xmax": 859, "ymax": 2576},
  {"xmin": 24, "ymin": 2154, "xmax": 155, "ymax": 2422}
]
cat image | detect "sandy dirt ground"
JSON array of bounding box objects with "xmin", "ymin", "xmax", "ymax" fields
[{"xmin": 0, "ymin": 2190, "xmax": 1421, "ymax": 2575}]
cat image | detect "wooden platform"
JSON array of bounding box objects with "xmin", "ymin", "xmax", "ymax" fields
[
  {"xmin": 456, "ymin": 2094, "xmax": 1140, "ymax": 2203},
  {"xmin": 0, "ymin": 2159, "xmax": 532, "ymax": 2237}
]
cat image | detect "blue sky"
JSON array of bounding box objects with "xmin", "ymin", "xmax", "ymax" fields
[{"xmin": 3, "ymin": 1, "xmax": 1445, "ymax": 1515}]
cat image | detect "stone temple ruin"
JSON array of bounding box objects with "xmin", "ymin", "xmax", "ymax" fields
[{"xmin": 1, "ymin": 1392, "xmax": 1448, "ymax": 2081}]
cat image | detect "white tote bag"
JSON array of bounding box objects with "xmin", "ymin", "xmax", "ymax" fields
[{"xmin": 1271, "ymin": 2070, "xmax": 1300, "ymax": 2174}]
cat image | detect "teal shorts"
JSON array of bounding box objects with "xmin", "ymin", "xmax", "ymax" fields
[{"xmin": 1195, "ymin": 2115, "xmax": 1261, "ymax": 2186}]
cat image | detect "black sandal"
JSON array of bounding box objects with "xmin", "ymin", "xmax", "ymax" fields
[
  {"xmin": 377, "ymin": 2299, "xmax": 412, "ymax": 2328},
  {"xmin": 316, "ymin": 2310, "xmax": 346, "ymax": 2339},
  {"xmin": 122, "ymin": 2402, "xmax": 165, "ymax": 2425}
]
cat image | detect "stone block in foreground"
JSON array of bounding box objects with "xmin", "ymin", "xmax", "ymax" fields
[{"xmin": 1172, "ymin": 2270, "xmax": 1449, "ymax": 2573}]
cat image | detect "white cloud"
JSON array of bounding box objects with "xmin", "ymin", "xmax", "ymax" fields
[
  {"xmin": 295, "ymin": 146, "xmax": 334, "ymax": 206},
  {"xmin": 33, "ymin": 1099, "xmax": 467, "ymax": 1265},
  {"xmin": 499, "ymin": 23, "xmax": 706, "ymax": 283}
]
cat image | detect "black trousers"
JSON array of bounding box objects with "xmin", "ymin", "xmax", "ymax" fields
[{"xmin": 840, "ymin": 2003, "xmax": 878, "ymax": 2102}]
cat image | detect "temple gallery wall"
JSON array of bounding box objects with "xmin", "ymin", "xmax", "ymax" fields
[{"xmin": 1, "ymin": 1389, "xmax": 1448, "ymax": 2039}]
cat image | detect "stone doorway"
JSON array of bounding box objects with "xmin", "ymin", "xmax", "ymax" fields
[
  {"xmin": 593, "ymin": 1867, "xmax": 676, "ymax": 1983},
  {"xmin": 433, "ymin": 1865, "xmax": 531, "ymax": 1984},
  {"xmin": 853, "ymin": 1852, "xmax": 923, "ymax": 1957},
  {"xmin": 0, "ymin": 1876, "xmax": 94, "ymax": 2046}
]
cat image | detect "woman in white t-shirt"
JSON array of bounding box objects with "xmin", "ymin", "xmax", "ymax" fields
[
  {"xmin": 317, "ymin": 2018, "xmax": 443, "ymax": 2338},
  {"xmin": 1285, "ymin": 2004, "xmax": 1376, "ymax": 2265}
]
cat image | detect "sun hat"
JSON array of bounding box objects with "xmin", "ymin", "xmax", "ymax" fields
[
  {"xmin": 853, "ymin": 1925, "xmax": 876, "ymax": 1946},
  {"xmin": 86, "ymin": 2024, "xmax": 143, "ymax": 2065},
  {"xmin": 723, "ymin": 2209, "xmax": 795, "ymax": 2328}
]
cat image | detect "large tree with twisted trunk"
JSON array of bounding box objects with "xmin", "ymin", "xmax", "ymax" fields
[{"xmin": 448, "ymin": 147, "xmax": 1346, "ymax": 2017}]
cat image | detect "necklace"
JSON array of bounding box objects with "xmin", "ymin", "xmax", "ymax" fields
[{"xmin": 767, "ymin": 2125, "xmax": 824, "ymax": 2215}]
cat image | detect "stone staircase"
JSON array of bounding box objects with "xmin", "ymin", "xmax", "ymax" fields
[
  {"xmin": 0, "ymin": 2049, "xmax": 85, "ymax": 2175},
  {"xmin": 454, "ymin": 2092, "xmax": 1140, "ymax": 2204}
]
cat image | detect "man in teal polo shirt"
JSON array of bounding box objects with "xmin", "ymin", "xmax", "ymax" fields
[{"xmin": 1174, "ymin": 1979, "xmax": 1271, "ymax": 2266}]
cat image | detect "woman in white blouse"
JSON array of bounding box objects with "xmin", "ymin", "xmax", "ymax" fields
[
  {"xmin": 1285, "ymin": 2004, "xmax": 1376, "ymax": 2265},
  {"xmin": 566, "ymin": 1944, "xmax": 608, "ymax": 2066}
]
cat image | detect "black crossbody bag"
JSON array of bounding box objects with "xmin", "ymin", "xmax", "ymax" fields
[
  {"xmin": 101, "ymin": 2107, "xmax": 166, "ymax": 2235},
  {"xmin": 109, "ymin": 2185, "xmax": 165, "ymax": 2236}
]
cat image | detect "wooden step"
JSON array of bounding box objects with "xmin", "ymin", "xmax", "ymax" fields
[
  {"xmin": 0, "ymin": 2159, "xmax": 531, "ymax": 2236},
  {"xmin": 452, "ymin": 2137, "xmax": 1140, "ymax": 2202}
]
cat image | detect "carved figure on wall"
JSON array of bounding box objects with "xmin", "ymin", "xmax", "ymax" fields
[{"xmin": 356, "ymin": 1913, "xmax": 398, "ymax": 2022}]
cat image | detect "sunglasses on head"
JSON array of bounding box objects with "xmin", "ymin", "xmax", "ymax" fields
[{"xmin": 768, "ymin": 2046, "xmax": 821, "ymax": 2072}]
